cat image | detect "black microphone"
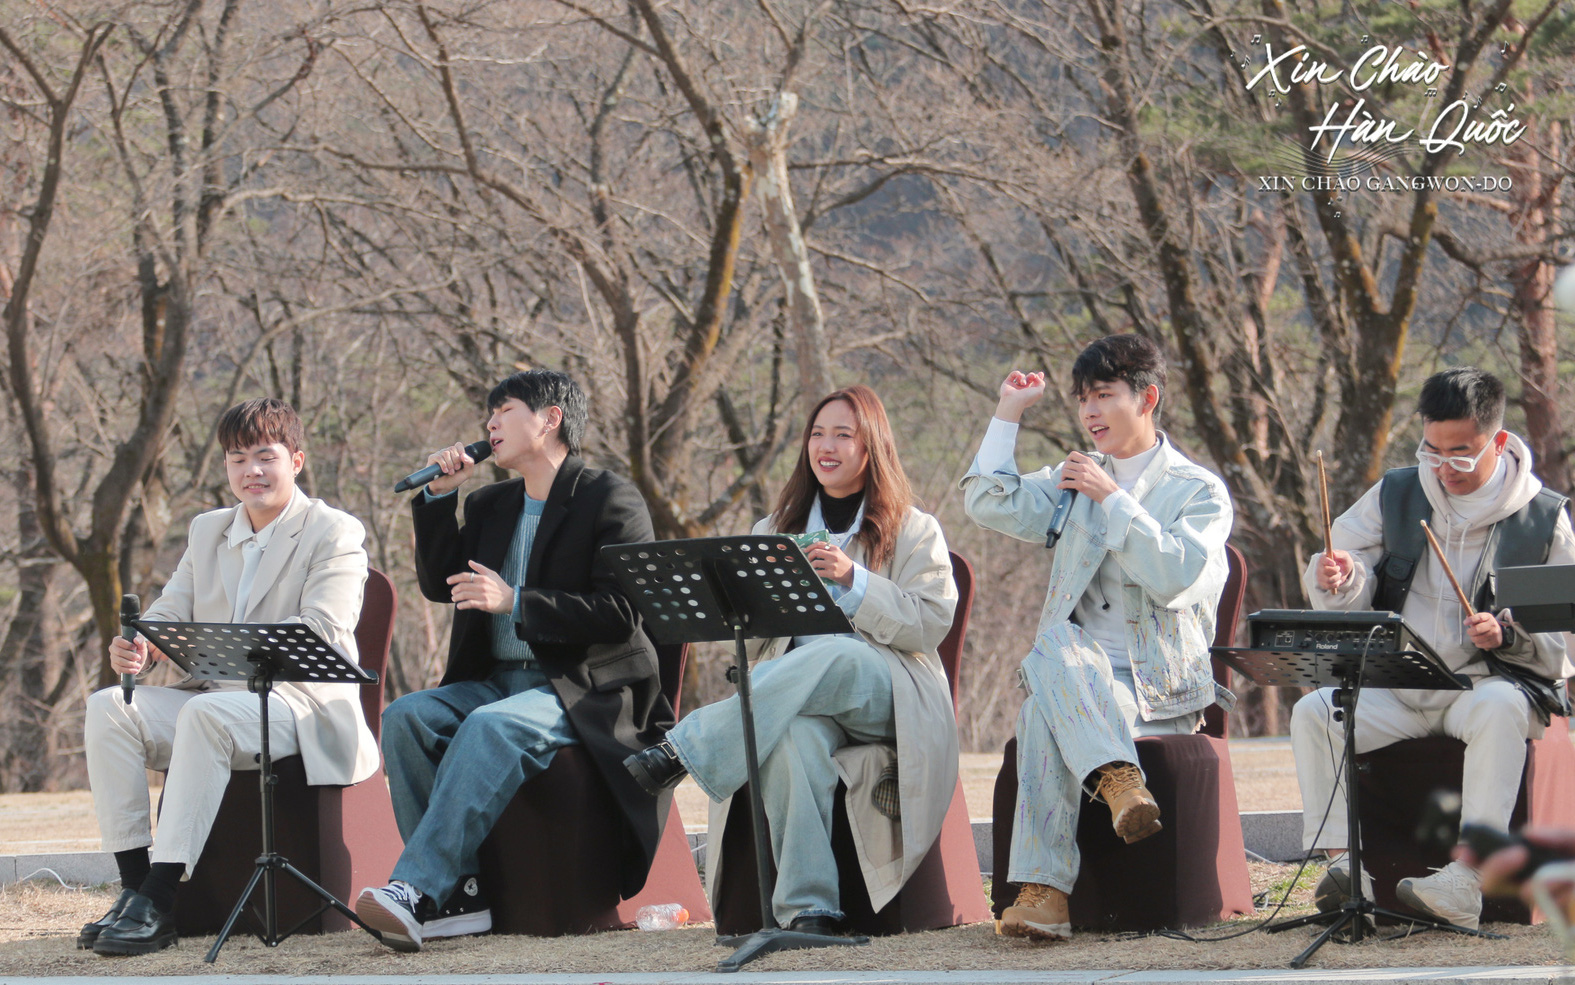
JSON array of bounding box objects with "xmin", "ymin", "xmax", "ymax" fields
[
  {"xmin": 394, "ymin": 439, "xmax": 494, "ymax": 493},
  {"xmin": 1044, "ymin": 488, "xmax": 1077, "ymax": 549},
  {"xmin": 120, "ymin": 594, "xmax": 140, "ymax": 704}
]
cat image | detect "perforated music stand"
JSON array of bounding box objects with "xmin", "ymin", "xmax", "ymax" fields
[
  {"xmin": 602, "ymin": 535, "xmax": 870, "ymax": 972},
  {"xmin": 1213, "ymin": 618, "xmax": 1493, "ymax": 968},
  {"xmin": 133, "ymin": 620, "xmax": 381, "ymax": 962}
]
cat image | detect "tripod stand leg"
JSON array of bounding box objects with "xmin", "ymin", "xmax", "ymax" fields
[
  {"xmin": 206, "ymin": 863, "xmax": 268, "ymax": 963},
  {"xmin": 1267, "ymin": 898, "xmax": 1504, "ymax": 970},
  {"xmin": 715, "ymin": 927, "xmax": 869, "ymax": 973},
  {"xmin": 277, "ymin": 858, "xmax": 382, "ymax": 937},
  {"xmin": 1290, "ymin": 909, "xmax": 1358, "ymax": 970}
]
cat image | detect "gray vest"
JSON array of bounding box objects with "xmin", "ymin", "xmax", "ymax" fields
[
  {"xmin": 1370, "ymin": 466, "xmax": 1570, "ymax": 720},
  {"xmin": 1371, "ymin": 466, "xmax": 1566, "ymax": 614}
]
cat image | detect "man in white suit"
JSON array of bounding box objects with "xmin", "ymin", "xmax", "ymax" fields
[{"xmin": 78, "ymin": 398, "xmax": 375, "ymax": 956}]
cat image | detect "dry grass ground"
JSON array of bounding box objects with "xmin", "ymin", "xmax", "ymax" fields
[
  {"xmin": 0, "ymin": 864, "xmax": 1563, "ymax": 976},
  {"xmin": 0, "ymin": 740, "xmax": 1562, "ymax": 975}
]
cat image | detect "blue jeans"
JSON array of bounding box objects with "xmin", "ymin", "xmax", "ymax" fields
[
  {"xmin": 667, "ymin": 637, "xmax": 895, "ymax": 926},
  {"xmin": 383, "ymin": 664, "xmax": 577, "ymax": 901}
]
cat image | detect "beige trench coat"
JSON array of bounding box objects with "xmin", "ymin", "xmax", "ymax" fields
[{"xmin": 703, "ymin": 506, "xmax": 959, "ymax": 912}]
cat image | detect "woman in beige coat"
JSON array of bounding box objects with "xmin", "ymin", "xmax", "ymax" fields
[{"xmin": 624, "ymin": 385, "xmax": 958, "ymax": 934}]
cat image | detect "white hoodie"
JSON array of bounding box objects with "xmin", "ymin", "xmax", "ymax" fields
[{"xmin": 1304, "ymin": 433, "xmax": 1575, "ymax": 710}]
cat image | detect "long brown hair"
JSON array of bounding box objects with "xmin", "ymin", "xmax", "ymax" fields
[{"xmin": 770, "ymin": 386, "xmax": 913, "ymax": 570}]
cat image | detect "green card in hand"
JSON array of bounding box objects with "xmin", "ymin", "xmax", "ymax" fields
[{"xmin": 787, "ymin": 529, "xmax": 834, "ymax": 585}]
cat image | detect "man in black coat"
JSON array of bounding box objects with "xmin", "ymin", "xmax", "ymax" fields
[{"xmin": 356, "ymin": 369, "xmax": 672, "ymax": 951}]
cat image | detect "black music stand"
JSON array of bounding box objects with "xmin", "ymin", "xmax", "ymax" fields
[
  {"xmin": 1496, "ymin": 564, "xmax": 1575, "ymax": 634},
  {"xmin": 602, "ymin": 535, "xmax": 871, "ymax": 973},
  {"xmin": 1214, "ymin": 613, "xmax": 1495, "ymax": 968},
  {"xmin": 133, "ymin": 619, "xmax": 382, "ymax": 962}
]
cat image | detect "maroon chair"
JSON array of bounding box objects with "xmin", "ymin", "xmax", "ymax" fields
[
  {"xmin": 479, "ymin": 641, "xmax": 711, "ymax": 935},
  {"xmin": 171, "ymin": 568, "xmax": 404, "ymax": 935},
  {"xmin": 714, "ymin": 551, "xmax": 992, "ymax": 935},
  {"xmin": 1355, "ymin": 712, "xmax": 1575, "ymax": 924},
  {"xmin": 990, "ymin": 544, "xmax": 1254, "ymax": 931}
]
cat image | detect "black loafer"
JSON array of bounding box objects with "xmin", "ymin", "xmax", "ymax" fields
[
  {"xmin": 77, "ymin": 887, "xmax": 138, "ymax": 949},
  {"xmin": 787, "ymin": 914, "xmax": 841, "ymax": 936},
  {"xmin": 93, "ymin": 892, "xmax": 177, "ymax": 956},
  {"xmin": 623, "ymin": 741, "xmax": 686, "ymax": 796}
]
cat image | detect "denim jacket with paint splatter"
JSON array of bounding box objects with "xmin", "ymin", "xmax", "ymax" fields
[{"xmin": 960, "ymin": 430, "xmax": 1234, "ymax": 720}]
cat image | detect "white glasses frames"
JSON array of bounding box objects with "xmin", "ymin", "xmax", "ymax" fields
[{"xmin": 1415, "ymin": 438, "xmax": 1497, "ymax": 473}]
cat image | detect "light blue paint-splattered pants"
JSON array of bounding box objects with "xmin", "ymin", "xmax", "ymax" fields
[{"xmin": 1010, "ymin": 623, "xmax": 1200, "ymax": 893}]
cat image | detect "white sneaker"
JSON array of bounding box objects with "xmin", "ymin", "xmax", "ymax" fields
[
  {"xmin": 1313, "ymin": 854, "xmax": 1375, "ymax": 913},
  {"xmin": 356, "ymin": 881, "xmax": 426, "ymax": 952},
  {"xmin": 1396, "ymin": 860, "xmax": 1482, "ymax": 930}
]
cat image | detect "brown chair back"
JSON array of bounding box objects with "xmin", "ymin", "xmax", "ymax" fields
[
  {"xmin": 937, "ymin": 551, "xmax": 974, "ymax": 708},
  {"xmin": 352, "ymin": 568, "xmax": 396, "ymax": 742},
  {"xmin": 1202, "ymin": 544, "xmax": 1247, "ymax": 739}
]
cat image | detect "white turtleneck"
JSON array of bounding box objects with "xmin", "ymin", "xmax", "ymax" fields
[
  {"xmin": 971, "ymin": 420, "xmax": 1163, "ymax": 671},
  {"xmin": 1436, "ymin": 455, "xmax": 1508, "ymax": 526},
  {"xmin": 1072, "ymin": 438, "xmax": 1161, "ymax": 673}
]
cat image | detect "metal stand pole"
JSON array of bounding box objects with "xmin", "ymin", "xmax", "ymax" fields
[
  {"xmin": 204, "ymin": 656, "xmax": 381, "ymax": 962},
  {"xmin": 1265, "ymin": 670, "xmax": 1498, "ymax": 966},
  {"xmin": 704, "ymin": 563, "xmax": 867, "ymax": 973}
]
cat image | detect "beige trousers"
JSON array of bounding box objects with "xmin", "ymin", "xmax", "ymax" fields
[
  {"xmin": 1291, "ymin": 677, "xmax": 1538, "ymax": 851},
  {"xmin": 83, "ymin": 683, "xmax": 300, "ymax": 875}
]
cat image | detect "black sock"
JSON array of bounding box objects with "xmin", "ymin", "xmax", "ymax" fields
[
  {"xmin": 137, "ymin": 862, "xmax": 183, "ymax": 913},
  {"xmin": 114, "ymin": 848, "xmax": 150, "ymax": 892}
]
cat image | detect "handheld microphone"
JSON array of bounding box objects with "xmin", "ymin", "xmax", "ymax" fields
[
  {"xmin": 1044, "ymin": 488, "xmax": 1077, "ymax": 549},
  {"xmin": 394, "ymin": 439, "xmax": 494, "ymax": 493},
  {"xmin": 120, "ymin": 594, "xmax": 140, "ymax": 704}
]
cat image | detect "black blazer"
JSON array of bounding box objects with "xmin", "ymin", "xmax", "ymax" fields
[{"xmin": 412, "ymin": 456, "xmax": 673, "ymax": 897}]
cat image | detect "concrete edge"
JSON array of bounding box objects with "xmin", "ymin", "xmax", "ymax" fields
[{"xmin": 2, "ymin": 967, "xmax": 1572, "ymax": 985}]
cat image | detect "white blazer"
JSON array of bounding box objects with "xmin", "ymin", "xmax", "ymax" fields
[{"xmin": 143, "ymin": 492, "xmax": 379, "ymax": 786}]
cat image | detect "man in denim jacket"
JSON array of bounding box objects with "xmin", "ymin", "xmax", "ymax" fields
[{"xmin": 960, "ymin": 334, "xmax": 1234, "ymax": 941}]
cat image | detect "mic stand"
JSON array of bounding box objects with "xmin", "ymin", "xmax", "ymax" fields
[
  {"xmin": 1264, "ymin": 665, "xmax": 1493, "ymax": 967},
  {"xmin": 708, "ymin": 562, "xmax": 868, "ymax": 972},
  {"xmin": 602, "ymin": 536, "xmax": 869, "ymax": 973},
  {"xmin": 1215, "ymin": 620, "xmax": 1502, "ymax": 968},
  {"xmin": 133, "ymin": 620, "xmax": 383, "ymax": 962}
]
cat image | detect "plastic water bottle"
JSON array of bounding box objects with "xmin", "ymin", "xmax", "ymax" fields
[{"xmin": 635, "ymin": 903, "xmax": 689, "ymax": 931}]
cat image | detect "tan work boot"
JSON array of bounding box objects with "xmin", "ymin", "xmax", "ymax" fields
[
  {"xmin": 999, "ymin": 883, "xmax": 1071, "ymax": 940},
  {"xmin": 1094, "ymin": 762, "xmax": 1161, "ymax": 844}
]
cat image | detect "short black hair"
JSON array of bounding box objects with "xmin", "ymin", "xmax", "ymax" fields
[
  {"xmin": 217, "ymin": 398, "xmax": 304, "ymax": 454},
  {"xmin": 1418, "ymin": 367, "xmax": 1505, "ymax": 435},
  {"xmin": 487, "ymin": 369, "xmax": 587, "ymax": 457},
  {"xmin": 1070, "ymin": 334, "xmax": 1166, "ymax": 415}
]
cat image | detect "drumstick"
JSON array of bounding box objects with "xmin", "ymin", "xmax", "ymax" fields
[
  {"xmin": 1316, "ymin": 451, "xmax": 1333, "ymax": 557},
  {"xmin": 1420, "ymin": 519, "xmax": 1475, "ymax": 616}
]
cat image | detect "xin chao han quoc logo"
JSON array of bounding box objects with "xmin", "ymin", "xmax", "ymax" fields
[{"xmin": 1238, "ymin": 33, "xmax": 1524, "ymax": 196}]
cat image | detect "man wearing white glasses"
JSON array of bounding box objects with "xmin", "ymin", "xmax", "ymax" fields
[{"xmin": 1292, "ymin": 367, "xmax": 1574, "ymax": 930}]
